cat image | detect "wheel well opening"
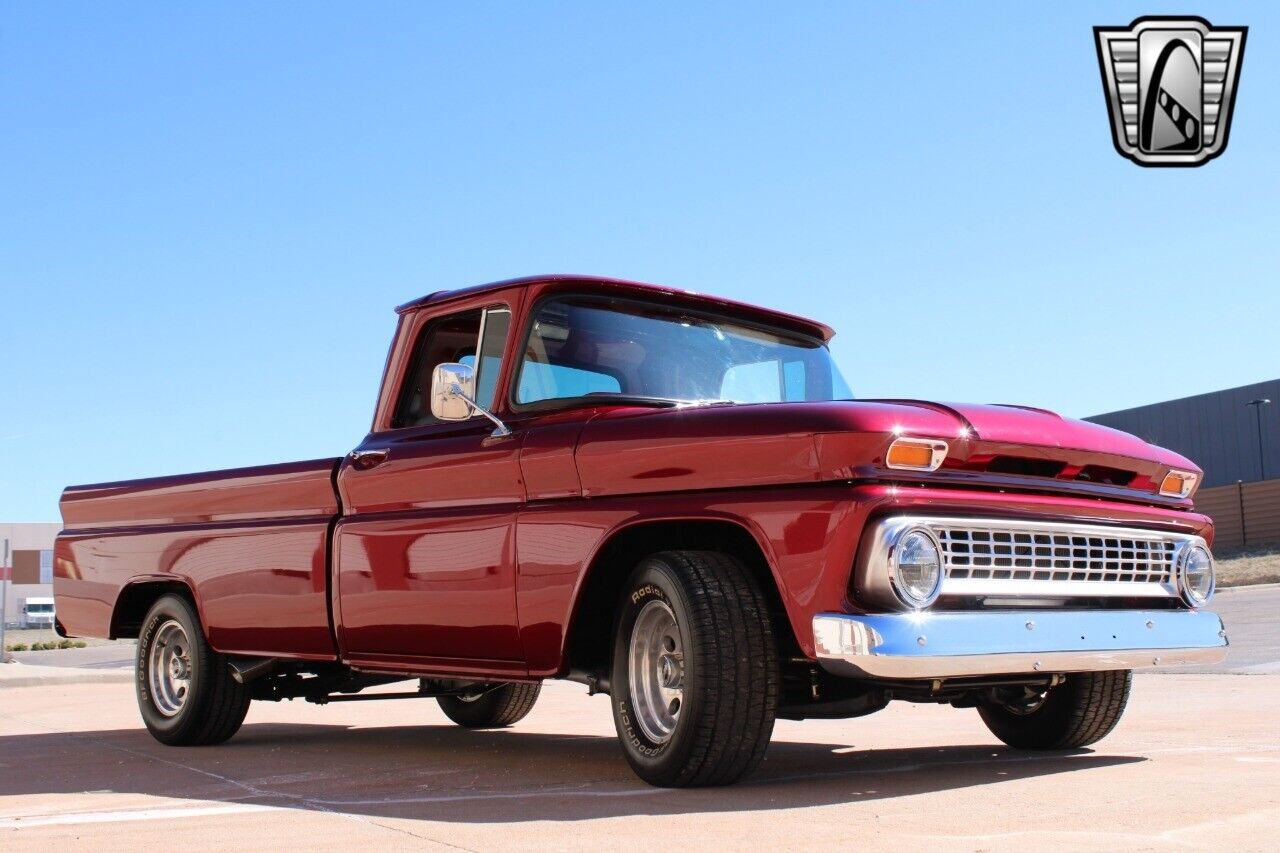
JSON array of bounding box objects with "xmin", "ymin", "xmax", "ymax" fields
[
  {"xmin": 563, "ymin": 520, "xmax": 797, "ymax": 682},
  {"xmin": 110, "ymin": 581, "xmax": 195, "ymax": 639}
]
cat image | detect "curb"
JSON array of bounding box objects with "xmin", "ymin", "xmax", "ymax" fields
[
  {"xmin": 0, "ymin": 664, "xmax": 133, "ymax": 689},
  {"xmin": 1216, "ymin": 581, "xmax": 1280, "ymax": 592}
]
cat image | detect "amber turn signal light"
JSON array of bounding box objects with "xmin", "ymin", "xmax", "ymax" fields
[
  {"xmin": 885, "ymin": 438, "xmax": 948, "ymax": 472},
  {"xmin": 1160, "ymin": 470, "xmax": 1199, "ymax": 498}
]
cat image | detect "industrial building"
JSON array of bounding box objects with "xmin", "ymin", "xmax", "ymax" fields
[
  {"xmin": 1089, "ymin": 378, "xmax": 1280, "ymax": 550},
  {"xmin": 1, "ymin": 522, "xmax": 61, "ymax": 629}
]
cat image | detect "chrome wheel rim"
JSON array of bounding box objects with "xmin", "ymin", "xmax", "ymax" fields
[
  {"xmin": 148, "ymin": 619, "xmax": 192, "ymax": 717},
  {"xmin": 628, "ymin": 599, "xmax": 684, "ymax": 744}
]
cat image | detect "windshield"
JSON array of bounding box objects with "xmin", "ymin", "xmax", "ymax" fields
[{"xmin": 516, "ymin": 297, "xmax": 852, "ymax": 406}]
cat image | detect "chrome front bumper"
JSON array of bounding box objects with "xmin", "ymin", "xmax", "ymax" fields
[{"xmin": 812, "ymin": 609, "xmax": 1228, "ymax": 680}]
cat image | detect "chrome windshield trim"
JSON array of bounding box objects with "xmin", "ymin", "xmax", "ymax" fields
[{"xmin": 812, "ymin": 609, "xmax": 1228, "ymax": 680}]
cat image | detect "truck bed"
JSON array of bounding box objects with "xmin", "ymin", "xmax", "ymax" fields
[{"xmin": 55, "ymin": 458, "xmax": 342, "ymax": 660}]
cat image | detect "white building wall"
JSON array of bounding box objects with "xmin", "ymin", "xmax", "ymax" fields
[{"xmin": 1, "ymin": 522, "xmax": 63, "ymax": 628}]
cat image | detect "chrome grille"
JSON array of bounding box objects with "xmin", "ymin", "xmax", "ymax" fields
[
  {"xmin": 914, "ymin": 517, "xmax": 1197, "ymax": 600},
  {"xmin": 940, "ymin": 527, "xmax": 1175, "ymax": 583}
]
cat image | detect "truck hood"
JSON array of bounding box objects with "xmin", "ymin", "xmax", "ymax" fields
[
  {"xmin": 868, "ymin": 399, "xmax": 1184, "ymax": 462},
  {"xmin": 574, "ymin": 399, "xmax": 1198, "ymax": 504}
]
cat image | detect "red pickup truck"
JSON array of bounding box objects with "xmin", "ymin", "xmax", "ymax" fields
[{"xmin": 55, "ymin": 275, "xmax": 1227, "ymax": 787}]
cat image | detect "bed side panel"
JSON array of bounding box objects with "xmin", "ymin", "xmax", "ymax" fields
[{"xmin": 55, "ymin": 459, "xmax": 341, "ymax": 660}]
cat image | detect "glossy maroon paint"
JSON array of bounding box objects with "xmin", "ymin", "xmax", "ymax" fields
[
  {"xmin": 334, "ymin": 421, "xmax": 526, "ymax": 670},
  {"xmin": 514, "ymin": 483, "xmax": 1212, "ymax": 675},
  {"xmin": 54, "ymin": 274, "xmax": 1212, "ymax": 681},
  {"xmin": 56, "ymin": 459, "xmax": 340, "ymax": 659}
]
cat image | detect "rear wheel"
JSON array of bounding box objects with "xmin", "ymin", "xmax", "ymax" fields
[
  {"xmin": 978, "ymin": 670, "xmax": 1132, "ymax": 750},
  {"xmin": 437, "ymin": 682, "xmax": 541, "ymax": 728},
  {"xmin": 136, "ymin": 594, "xmax": 250, "ymax": 746},
  {"xmin": 610, "ymin": 550, "xmax": 779, "ymax": 787}
]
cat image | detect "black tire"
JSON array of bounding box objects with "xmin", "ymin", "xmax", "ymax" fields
[
  {"xmin": 610, "ymin": 550, "xmax": 779, "ymax": 787},
  {"xmin": 978, "ymin": 670, "xmax": 1132, "ymax": 750},
  {"xmin": 136, "ymin": 594, "xmax": 250, "ymax": 746},
  {"xmin": 437, "ymin": 682, "xmax": 541, "ymax": 728}
]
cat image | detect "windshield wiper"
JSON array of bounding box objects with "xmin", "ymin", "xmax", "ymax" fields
[
  {"xmin": 582, "ymin": 393, "xmax": 682, "ymax": 408},
  {"xmin": 582, "ymin": 394, "xmax": 740, "ymax": 409},
  {"xmin": 676, "ymin": 398, "xmax": 736, "ymax": 408}
]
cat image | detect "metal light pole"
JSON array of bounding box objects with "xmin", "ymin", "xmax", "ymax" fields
[
  {"xmin": 1, "ymin": 538, "xmax": 9, "ymax": 659},
  {"xmin": 1246, "ymin": 398, "xmax": 1271, "ymax": 481}
]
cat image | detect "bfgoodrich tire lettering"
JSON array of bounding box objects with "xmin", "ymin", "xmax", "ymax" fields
[
  {"xmin": 136, "ymin": 594, "xmax": 250, "ymax": 746},
  {"xmin": 978, "ymin": 670, "xmax": 1132, "ymax": 750},
  {"xmin": 610, "ymin": 550, "xmax": 779, "ymax": 787}
]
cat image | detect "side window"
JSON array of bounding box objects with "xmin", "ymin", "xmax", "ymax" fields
[
  {"xmin": 517, "ymin": 363, "xmax": 621, "ymax": 402},
  {"xmin": 782, "ymin": 360, "xmax": 807, "ymax": 401},
  {"xmin": 720, "ymin": 360, "xmax": 782, "ymax": 403},
  {"xmin": 391, "ymin": 306, "xmax": 512, "ymax": 428},
  {"xmin": 718, "ymin": 359, "xmax": 809, "ymax": 403},
  {"xmin": 516, "ymin": 309, "xmax": 622, "ymax": 404}
]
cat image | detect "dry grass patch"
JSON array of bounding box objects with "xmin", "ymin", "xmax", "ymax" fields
[{"xmin": 1216, "ymin": 545, "xmax": 1280, "ymax": 587}]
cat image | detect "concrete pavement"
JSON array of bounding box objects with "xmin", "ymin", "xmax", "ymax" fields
[
  {"xmin": 2, "ymin": 584, "xmax": 1277, "ymax": 850},
  {"xmin": 1181, "ymin": 584, "xmax": 1280, "ymax": 673},
  {"xmin": 2, "ymin": 675, "xmax": 1277, "ymax": 850}
]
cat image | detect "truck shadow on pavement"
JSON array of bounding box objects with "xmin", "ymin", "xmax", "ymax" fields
[{"xmin": 5, "ymin": 723, "xmax": 1144, "ymax": 823}]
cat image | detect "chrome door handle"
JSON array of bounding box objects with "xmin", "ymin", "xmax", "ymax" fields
[{"xmin": 350, "ymin": 448, "xmax": 389, "ymax": 470}]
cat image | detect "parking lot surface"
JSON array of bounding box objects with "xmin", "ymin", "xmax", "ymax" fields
[{"xmin": 2, "ymin": 590, "xmax": 1278, "ymax": 851}]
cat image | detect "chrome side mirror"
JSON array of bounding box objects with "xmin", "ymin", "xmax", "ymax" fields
[
  {"xmin": 429, "ymin": 362, "xmax": 512, "ymax": 436},
  {"xmin": 430, "ymin": 362, "xmax": 476, "ymax": 422}
]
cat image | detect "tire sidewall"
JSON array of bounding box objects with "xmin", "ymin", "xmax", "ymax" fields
[
  {"xmin": 611, "ymin": 557, "xmax": 699, "ymax": 777},
  {"xmin": 978, "ymin": 672, "xmax": 1127, "ymax": 750},
  {"xmin": 136, "ymin": 595, "xmax": 206, "ymax": 741},
  {"xmin": 437, "ymin": 682, "xmax": 540, "ymax": 728}
]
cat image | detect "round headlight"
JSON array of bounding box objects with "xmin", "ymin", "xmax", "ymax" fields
[
  {"xmin": 1179, "ymin": 545, "xmax": 1215, "ymax": 607},
  {"xmin": 891, "ymin": 528, "xmax": 943, "ymax": 609}
]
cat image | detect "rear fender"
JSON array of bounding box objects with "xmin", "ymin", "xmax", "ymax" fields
[{"xmin": 110, "ymin": 575, "xmax": 203, "ymax": 640}]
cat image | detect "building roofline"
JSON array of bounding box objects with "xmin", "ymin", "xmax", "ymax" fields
[{"xmin": 1088, "ymin": 376, "xmax": 1280, "ymax": 420}]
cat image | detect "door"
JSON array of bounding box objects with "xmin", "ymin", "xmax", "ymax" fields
[{"xmin": 335, "ymin": 304, "xmax": 527, "ymax": 673}]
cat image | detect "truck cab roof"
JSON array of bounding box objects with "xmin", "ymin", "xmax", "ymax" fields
[{"xmin": 394, "ymin": 274, "xmax": 836, "ymax": 343}]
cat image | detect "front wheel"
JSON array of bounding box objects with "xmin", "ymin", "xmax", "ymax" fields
[
  {"xmin": 136, "ymin": 594, "xmax": 250, "ymax": 746},
  {"xmin": 978, "ymin": 670, "xmax": 1132, "ymax": 750},
  {"xmin": 610, "ymin": 550, "xmax": 779, "ymax": 787}
]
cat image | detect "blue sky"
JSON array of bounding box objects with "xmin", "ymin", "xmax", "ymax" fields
[{"xmin": 2, "ymin": 3, "xmax": 1276, "ymax": 520}]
